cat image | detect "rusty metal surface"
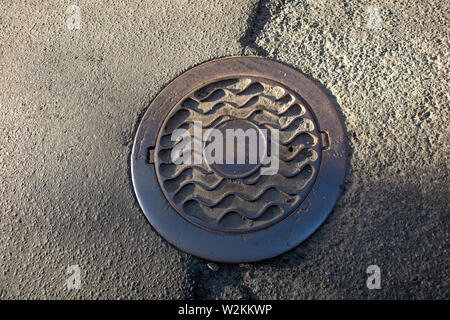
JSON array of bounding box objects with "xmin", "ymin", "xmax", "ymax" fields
[{"xmin": 131, "ymin": 56, "xmax": 347, "ymax": 262}]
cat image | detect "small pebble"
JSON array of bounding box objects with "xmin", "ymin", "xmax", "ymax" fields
[{"xmin": 207, "ymin": 262, "xmax": 219, "ymax": 272}]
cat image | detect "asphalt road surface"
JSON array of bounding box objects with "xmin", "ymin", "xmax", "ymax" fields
[{"xmin": 0, "ymin": 0, "xmax": 448, "ymax": 299}]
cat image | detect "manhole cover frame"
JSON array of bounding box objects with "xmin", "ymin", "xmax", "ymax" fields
[{"xmin": 131, "ymin": 56, "xmax": 347, "ymax": 263}]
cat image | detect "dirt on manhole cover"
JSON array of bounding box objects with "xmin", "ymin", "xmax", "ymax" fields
[{"xmin": 131, "ymin": 57, "xmax": 347, "ymax": 263}]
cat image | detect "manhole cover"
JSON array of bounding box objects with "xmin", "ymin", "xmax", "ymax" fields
[{"xmin": 131, "ymin": 57, "xmax": 347, "ymax": 262}]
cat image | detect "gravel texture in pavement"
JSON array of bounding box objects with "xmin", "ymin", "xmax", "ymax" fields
[{"xmin": 0, "ymin": 0, "xmax": 448, "ymax": 299}]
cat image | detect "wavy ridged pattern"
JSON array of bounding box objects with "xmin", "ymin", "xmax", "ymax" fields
[{"xmin": 155, "ymin": 77, "xmax": 322, "ymax": 233}]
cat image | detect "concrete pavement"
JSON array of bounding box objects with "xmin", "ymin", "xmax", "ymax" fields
[{"xmin": 0, "ymin": 0, "xmax": 448, "ymax": 299}]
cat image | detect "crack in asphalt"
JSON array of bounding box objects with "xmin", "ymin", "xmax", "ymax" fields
[{"xmin": 239, "ymin": 0, "xmax": 271, "ymax": 56}]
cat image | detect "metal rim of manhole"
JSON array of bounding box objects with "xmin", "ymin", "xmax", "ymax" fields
[{"xmin": 131, "ymin": 56, "xmax": 347, "ymax": 263}]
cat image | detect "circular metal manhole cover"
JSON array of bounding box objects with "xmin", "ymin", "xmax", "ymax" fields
[{"xmin": 131, "ymin": 57, "xmax": 347, "ymax": 262}]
